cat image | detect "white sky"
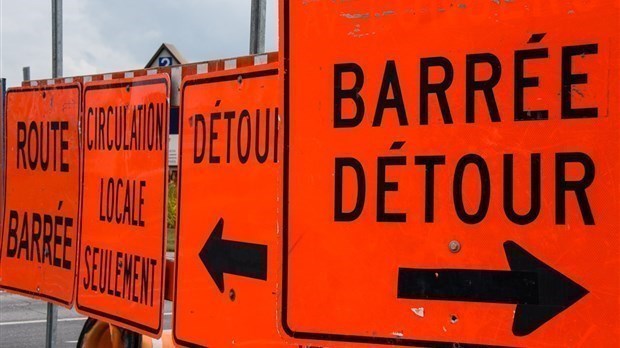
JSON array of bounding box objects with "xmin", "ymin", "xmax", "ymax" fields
[{"xmin": 0, "ymin": 0, "xmax": 278, "ymax": 87}]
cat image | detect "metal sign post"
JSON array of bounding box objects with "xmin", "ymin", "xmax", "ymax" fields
[
  {"xmin": 22, "ymin": 67, "xmax": 30, "ymax": 81},
  {"xmin": 52, "ymin": 0, "xmax": 63, "ymax": 78},
  {"xmin": 249, "ymin": 0, "xmax": 266, "ymax": 54},
  {"xmin": 46, "ymin": 0, "xmax": 62, "ymax": 347},
  {"xmin": 0, "ymin": 77, "xmax": 5, "ymax": 229}
]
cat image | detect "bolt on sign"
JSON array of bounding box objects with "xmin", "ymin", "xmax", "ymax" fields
[
  {"xmin": 173, "ymin": 64, "xmax": 283, "ymax": 347},
  {"xmin": 76, "ymin": 75, "xmax": 169, "ymax": 337},
  {"xmin": 283, "ymin": 0, "xmax": 619, "ymax": 347},
  {"xmin": 0, "ymin": 83, "xmax": 81, "ymax": 307}
]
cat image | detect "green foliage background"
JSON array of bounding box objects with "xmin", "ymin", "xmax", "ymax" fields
[
  {"xmin": 168, "ymin": 180, "xmax": 177, "ymax": 229},
  {"xmin": 167, "ymin": 180, "xmax": 177, "ymax": 251}
]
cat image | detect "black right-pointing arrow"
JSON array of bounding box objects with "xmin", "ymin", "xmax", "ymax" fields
[{"xmin": 397, "ymin": 241, "xmax": 588, "ymax": 336}]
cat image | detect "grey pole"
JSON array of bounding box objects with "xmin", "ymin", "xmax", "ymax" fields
[
  {"xmin": 52, "ymin": 0, "xmax": 63, "ymax": 78},
  {"xmin": 46, "ymin": 1, "xmax": 62, "ymax": 347},
  {"xmin": 45, "ymin": 303, "xmax": 58, "ymax": 348},
  {"xmin": 0, "ymin": 78, "xmax": 5, "ymax": 225},
  {"xmin": 22, "ymin": 67, "xmax": 31, "ymax": 81},
  {"xmin": 249, "ymin": 0, "xmax": 266, "ymax": 54}
]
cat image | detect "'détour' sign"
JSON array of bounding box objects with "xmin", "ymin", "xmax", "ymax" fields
[{"xmin": 282, "ymin": 0, "xmax": 618, "ymax": 347}]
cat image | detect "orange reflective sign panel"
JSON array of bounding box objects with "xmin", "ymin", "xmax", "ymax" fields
[
  {"xmin": 0, "ymin": 84, "xmax": 81, "ymax": 307},
  {"xmin": 283, "ymin": 0, "xmax": 619, "ymax": 346},
  {"xmin": 76, "ymin": 75, "xmax": 169, "ymax": 337},
  {"xmin": 173, "ymin": 65, "xmax": 283, "ymax": 347}
]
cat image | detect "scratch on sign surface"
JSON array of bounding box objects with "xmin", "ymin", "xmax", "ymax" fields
[
  {"xmin": 340, "ymin": 12, "xmax": 370, "ymax": 19},
  {"xmin": 411, "ymin": 307, "xmax": 425, "ymax": 318}
]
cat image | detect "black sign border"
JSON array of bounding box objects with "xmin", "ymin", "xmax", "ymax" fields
[
  {"xmin": 172, "ymin": 67, "xmax": 279, "ymax": 348},
  {"xmin": 0, "ymin": 83, "xmax": 81, "ymax": 308},
  {"xmin": 75, "ymin": 76, "xmax": 169, "ymax": 336}
]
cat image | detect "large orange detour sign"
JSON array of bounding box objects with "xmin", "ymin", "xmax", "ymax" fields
[
  {"xmin": 173, "ymin": 65, "xmax": 282, "ymax": 347},
  {"xmin": 76, "ymin": 75, "xmax": 169, "ymax": 337},
  {"xmin": 0, "ymin": 83, "xmax": 81, "ymax": 307},
  {"xmin": 283, "ymin": 0, "xmax": 619, "ymax": 347}
]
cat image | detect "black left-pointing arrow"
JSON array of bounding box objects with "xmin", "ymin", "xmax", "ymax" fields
[
  {"xmin": 199, "ymin": 218, "xmax": 267, "ymax": 293},
  {"xmin": 397, "ymin": 241, "xmax": 588, "ymax": 336}
]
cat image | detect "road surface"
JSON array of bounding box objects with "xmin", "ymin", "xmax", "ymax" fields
[
  {"xmin": 0, "ymin": 290, "xmax": 173, "ymax": 347},
  {"xmin": 0, "ymin": 253, "xmax": 176, "ymax": 347}
]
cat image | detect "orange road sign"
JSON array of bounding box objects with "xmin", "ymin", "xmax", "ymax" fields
[
  {"xmin": 173, "ymin": 65, "xmax": 284, "ymax": 347},
  {"xmin": 283, "ymin": 0, "xmax": 619, "ymax": 347},
  {"xmin": 75, "ymin": 75, "xmax": 169, "ymax": 337},
  {"xmin": 0, "ymin": 83, "xmax": 81, "ymax": 307}
]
